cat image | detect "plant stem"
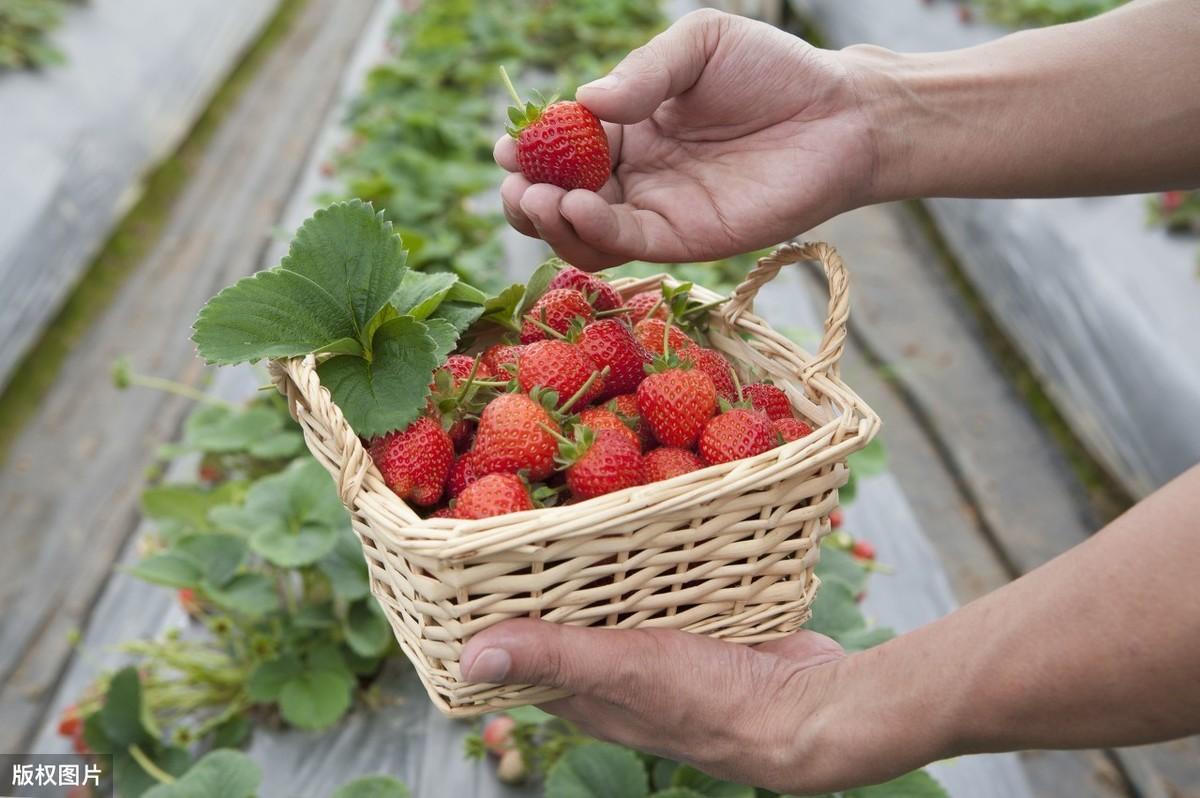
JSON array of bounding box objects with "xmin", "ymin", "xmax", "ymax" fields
[
  {"xmin": 129, "ymin": 744, "xmax": 176, "ymax": 784},
  {"xmin": 559, "ymin": 367, "xmax": 607, "ymax": 415},
  {"xmin": 498, "ymin": 65, "xmax": 522, "ymax": 106},
  {"xmin": 125, "ymin": 372, "xmax": 231, "ymax": 408}
]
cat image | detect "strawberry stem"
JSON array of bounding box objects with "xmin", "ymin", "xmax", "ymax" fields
[
  {"xmin": 594, "ymin": 306, "xmax": 632, "ymax": 318},
  {"xmin": 559, "ymin": 367, "xmax": 607, "ymax": 415},
  {"xmin": 529, "ymin": 317, "xmax": 569, "ymax": 341},
  {"xmin": 499, "ymin": 66, "xmax": 522, "ymax": 106},
  {"xmin": 539, "ymin": 423, "xmax": 573, "ymax": 447},
  {"xmin": 682, "ymin": 297, "xmax": 729, "ymax": 317}
]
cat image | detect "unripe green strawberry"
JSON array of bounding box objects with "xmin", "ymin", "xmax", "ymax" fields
[
  {"xmin": 452, "ymin": 473, "xmax": 535, "ymax": 520},
  {"xmin": 517, "ymin": 339, "xmax": 605, "ymax": 409},
  {"xmin": 699, "ymin": 408, "xmax": 778, "ymax": 465},
  {"xmin": 368, "ymin": 417, "xmax": 455, "ymax": 506},
  {"xmin": 634, "ymin": 318, "xmax": 696, "ymax": 356},
  {"xmin": 576, "ymin": 406, "xmax": 641, "ymax": 451},
  {"xmin": 643, "ymin": 446, "xmax": 704, "ymax": 482},
  {"xmin": 559, "ymin": 428, "xmax": 644, "ymax": 500},
  {"xmin": 625, "ymin": 290, "xmax": 669, "ymax": 324},
  {"xmin": 686, "ymin": 348, "xmax": 738, "ymax": 403},
  {"xmin": 636, "ymin": 366, "xmax": 717, "ymax": 448},
  {"xmin": 549, "ymin": 264, "xmax": 622, "ymax": 311},
  {"xmin": 520, "ymin": 288, "xmax": 595, "ymax": 343},
  {"xmin": 472, "ymin": 392, "xmax": 561, "ymax": 481},
  {"xmin": 742, "ymin": 382, "xmax": 792, "ymax": 420},
  {"xmin": 578, "ymin": 318, "xmax": 650, "ymax": 399},
  {"xmin": 774, "ymin": 417, "xmax": 814, "ymax": 443}
]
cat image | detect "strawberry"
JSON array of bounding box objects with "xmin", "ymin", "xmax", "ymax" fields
[
  {"xmin": 643, "ymin": 447, "xmax": 704, "ymax": 482},
  {"xmin": 517, "ymin": 339, "xmax": 605, "ymax": 409},
  {"xmin": 429, "ymin": 507, "xmax": 456, "ymax": 519},
  {"xmin": 482, "ymin": 343, "xmax": 524, "ymax": 376},
  {"xmin": 699, "ymin": 408, "xmax": 778, "ymax": 465},
  {"xmin": 686, "ymin": 348, "xmax": 738, "ymax": 403},
  {"xmin": 625, "ymin": 290, "xmax": 669, "ymax": 324},
  {"xmin": 636, "ymin": 365, "xmax": 717, "ymax": 448},
  {"xmin": 472, "ymin": 392, "xmax": 561, "ymax": 481},
  {"xmin": 430, "ymin": 355, "xmax": 497, "ymax": 450},
  {"xmin": 440, "ymin": 354, "xmax": 494, "ymax": 383},
  {"xmin": 453, "ymin": 473, "xmax": 534, "ymax": 519},
  {"xmin": 368, "ymin": 417, "xmax": 455, "ymax": 506},
  {"xmin": 829, "ymin": 508, "xmax": 844, "ymax": 528},
  {"xmin": 851, "ymin": 539, "xmax": 876, "ymax": 561},
  {"xmin": 447, "ymin": 453, "xmax": 480, "ymax": 498},
  {"xmin": 482, "ymin": 714, "xmax": 516, "ymax": 755},
  {"xmin": 549, "ymin": 264, "xmax": 622, "ymax": 311},
  {"xmin": 576, "ymin": 406, "xmax": 641, "ymax": 451},
  {"xmin": 57, "ymin": 704, "xmax": 82, "ymax": 737},
  {"xmin": 578, "ymin": 319, "xmax": 650, "ymax": 399},
  {"xmin": 774, "ymin": 417, "xmax": 813, "ymax": 443},
  {"xmin": 178, "ymin": 587, "xmax": 200, "ymax": 617},
  {"xmin": 520, "ymin": 288, "xmax": 595, "ymax": 344},
  {"xmin": 634, "ymin": 318, "xmax": 696, "ymax": 356},
  {"xmin": 607, "ymin": 394, "xmax": 652, "ymax": 450},
  {"xmin": 502, "ymin": 68, "xmax": 610, "ymax": 192},
  {"xmin": 742, "ymin": 383, "xmax": 792, "ymax": 420},
  {"xmin": 557, "ymin": 428, "xmax": 643, "ymax": 500}
]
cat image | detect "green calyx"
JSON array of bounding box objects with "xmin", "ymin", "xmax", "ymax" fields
[
  {"xmin": 500, "ymin": 65, "xmax": 558, "ymax": 138},
  {"xmin": 545, "ymin": 423, "xmax": 594, "ymax": 469}
]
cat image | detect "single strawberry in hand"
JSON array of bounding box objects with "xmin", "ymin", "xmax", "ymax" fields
[
  {"xmin": 453, "ymin": 473, "xmax": 535, "ymax": 520},
  {"xmin": 554, "ymin": 427, "xmax": 644, "ymax": 500},
  {"xmin": 368, "ymin": 417, "xmax": 455, "ymax": 506},
  {"xmin": 742, "ymin": 382, "xmax": 793, "ymax": 421},
  {"xmin": 637, "ymin": 357, "xmax": 717, "ymax": 448},
  {"xmin": 502, "ymin": 67, "xmax": 610, "ymax": 192},
  {"xmin": 520, "ymin": 288, "xmax": 595, "ymax": 343},
  {"xmin": 699, "ymin": 408, "xmax": 778, "ymax": 465},
  {"xmin": 472, "ymin": 392, "xmax": 561, "ymax": 481},
  {"xmin": 643, "ymin": 446, "xmax": 705, "ymax": 482},
  {"xmin": 578, "ymin": 318, "xmax": 650, "ymax": 399},
  {"xmin": 549, "ymin": 263, "xmax": 622, "ymax": 311},
  {"xmin": 517, "ymin": 339, "xmax": 605, "ymax": 410}
]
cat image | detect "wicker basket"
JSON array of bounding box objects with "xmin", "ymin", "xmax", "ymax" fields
[{"xmin": 268, "ymin": 241, "xmax": 880, "ymax": 717}]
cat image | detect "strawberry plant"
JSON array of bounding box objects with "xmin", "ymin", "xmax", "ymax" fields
[{"xmin": 0, "ymin": 0, "xmax": 75, "ymax": 70}]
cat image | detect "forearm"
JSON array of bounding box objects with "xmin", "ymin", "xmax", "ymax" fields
[
  {"xmin": 816, "ymin": 465, "xmax": 1200, "ymax": 776},
  {"xmin": 842, "ymin": 0, "xmax": 1200, "ymax": 202}
]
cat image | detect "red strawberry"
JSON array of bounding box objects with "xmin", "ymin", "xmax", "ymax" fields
[
  {"xmin": 178, "ymin": 587, "xmax": 200, "ymax": 617},
  {"xmin": 636, "ymin": 366, "xmax": 717, "ymax": 448},
  {"xmin": 577, "ymin": 407, "xmax": 641, "ymax": 451},
  {"xmin": 699, "ymin": 408, "xmax": 778, "ymax": 465},
  {"xmin": 829, "ymin": 508, "xmax": 844, "ymax": 528},
  {"xmin": 429, "ymin": 507, "xmax": 456, "ymax": 519},
  {"xmin": 430, "ymin": 355, "xmax": 495, "ymax": 450},
  {"xmin": 687, "ymin": 348, "xmax": 738, "ymax": 403},
  {"xmin": 453, "ymin": 473, "xmax": 534, "ymax": 519},
  {"xmin": 549, "ymin": 264, "xmax": 622, "ymax": 311},
  {"xmin": 578, "ymin": 319, "xmax": 650, "ymax": 399},
  {"xmin": 634, "ymin": 318, "xmax": 696, "ymax": 356},
  {"xmin": 560, "ymin": 429, "xmax": 643, "ymax": 500},
  {"xmin": 503, "ymin": 69, "xmax": 610, "ymax": 192},
  {"xmin": 517, "ymin": 340, "xmax": 604, "ymax": 409},
  {"xmin": 482, "ymin": 343, "xmax": 524, "ymax": 376},
  {"xmin": 440, "ymin": 354, "xmax": 493, "ymax": 383},
  {"xmin": 368, "ymin": 417, "xmax": 455, "ymax": 506},
  {"xmin": 607, "ymin": 394, "xmax": 652, "ymax": 450},
  {"xmin": 742, "ymin": 383, "xmax": 792, "ymax": 420},
  {"xmin": 1162, "ymin": 190, "xmax": 1186, "ymax": 212},
  {"xmin": 625, "ymin": 290, "xmax": 668, "ymax": 324},
  {"xmin": 57, "ymin": 704, "xmax": 82, "ymax": 737},
  {"xmin": 643, "ymin": 447, "xmax": 704, "ymax": 482},
  {"xmin": 472, "ymin": 392, "xmax": 561, "ymax": 480},
  {"xmin": 482, "ymin": 714, "xmax": 516, "ymax": 755},
  {"xmin": 447, "ymin": 454, "xmax": 480, "ymax": 498},
  {"xmin": 520, "ymin": 288, "xmax": 595, "ymax": 344},
  {"xmin": 851, "ymin": 539, "xmax": 876, "ymax": 561},
  {"xmin": 774, "ymin": 417, "xmax": 814, "ymax": 443}
]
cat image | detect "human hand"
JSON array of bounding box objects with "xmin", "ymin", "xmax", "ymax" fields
[
  {"xmin": 496, "ymin": 9, "xmax": 879, "ymax": 269},
  {"xmin": 460, "ymin": 619, "xmax": 890, "ymax": 794}
]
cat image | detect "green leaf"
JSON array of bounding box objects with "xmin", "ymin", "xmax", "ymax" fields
[
  {"xmin": 848, "ymin": 438, "xmax": 887, "ymax": 478},
  {"xmin": 430, "ymin": 300, "xmax": 485, "ymax": 334},
  {"xmin": 670, "ymin": 765, "xmax": 755, "ymax": 797},
  {"xmin": 343, "ymin": 599, "xmax": 391, "ymax": 657},
  {"xmin": 446, "ymin": 280, "xmax": 487, "ymax": 305},
  {"xmin": 141, "ymin": 483, "xmax": 227, "ymax": 534},
  {"xmin": 101, "ymin": 667, "xmax": 148, "ymax": 747},
  {"xmin": 127, "ymin": 553, "xmax": 202, "ymax": 589},
  {"xmin": 477, "ymin": 284, "xmax": 526, "ymax": 331},
  {"xmin": 248, "ymin": 430, "xmax": 305, "ymax": 459},
  {"xmin": 518, "ymin": 258, "xmax": 561, "ymax": 316},
  {"xmin": 806, "ymin": 580, "xmax": 866, "ymax": 639},
  {"xmin": 182, "ymin": 405, "xmax": 284, "ymax": 453},
  {"xmin": 815, "ymin": 545, "xmax": 869, "ymax": 595},
  {"xmin": 423, "ymin": 317, "xmax": 461, "ymax": 359},
  {"xmin": 203, "ymin": 573, "xmax": 280, "ymax": 617},
  {"xmin": 545, "ymin": 742, "xmax": 649, "ymax": 798},
  {"xmin": 247, "ymin": 656, "xmax": 303, "ymax": 701},
  {"xmin": 505, "ymin": 705, "xmax": 554, "ymax": 725},
  {"xmin": 279, "ymin": 670, "xmax": 353, "ymax": 730},
  {"xmin": 251, "ymin": 519, "xmax": 339, "ymax": 568},
  {"xmin": 649, "ymin": 790, "xmax": 705, "ymax": 798},
  {"xmin": 319, "ymin": 535, "xmax": 370, "ymax": 601},
  {"xmin": 333, "ymin": 776, "xmax": 411, "ymax": 798},
  {"xmin": 143, "ymin": 749, "xmax": 262, "ymax": 798},
  {"xmin": 210, "ymin": 714, "xmax": 252, "ymax": 749},
  {"xmin": 391, "ymin": 270, "xmax": 459, "ymax": 318},
  {"xmin": 317, "ymin": 316, "xmax": 441, "ymax": 437},
  {"xmin": 175, "ymin": 533, "xmax": 246, "ymax": 586},
  {"xmin": 845, "ymin": 770, "xmax": 949, "ymax": 798}
]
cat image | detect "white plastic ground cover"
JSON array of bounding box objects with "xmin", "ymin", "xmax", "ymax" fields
[
  {"xmin": 794, "ymin": 0, "xmax": 1200, "ymax": 496},
  {"xmin": 0, "ymin": 0, "xmax": 279, "ymax": 392}
]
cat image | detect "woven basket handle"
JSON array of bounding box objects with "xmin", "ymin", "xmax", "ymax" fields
[{"xmin": 722, "ymin": 241, "xmax": 849, "ymax": 380}]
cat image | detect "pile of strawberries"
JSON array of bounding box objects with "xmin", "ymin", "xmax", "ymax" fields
[{"xmin": 366, "ymin": 265, "xmax": 815, "ymax": 520}]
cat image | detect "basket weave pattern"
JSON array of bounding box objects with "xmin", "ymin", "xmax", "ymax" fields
[{"xmin": 268, "ymin": 242, "xmax": 880, "ymax": 716}]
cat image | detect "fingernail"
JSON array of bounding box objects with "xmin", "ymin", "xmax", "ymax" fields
[
  {"xmin": 464, "ymin": 647, "xmax": 511, "ymax": 682},
  {"xmin": 581, "ymin": 73, "xmax": 620, "ymax": 92}
]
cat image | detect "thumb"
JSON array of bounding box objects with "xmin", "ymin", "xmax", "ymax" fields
[{"xmin": 576, "ymin": 8, "xmax": 725, "ymax": 125}]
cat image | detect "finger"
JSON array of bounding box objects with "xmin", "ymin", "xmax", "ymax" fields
[
  {"xmin": 754, "ymin": 630, "xmax": 846, "ymax": 666},
  {"xmin": 519, "ymin": 184, "xmax": 628, "ymax": 269},
  {"xmin": 494, "ymin": 135, "xmax": 518, "ymax": 172},
  {"xmin": 560, "ymin": 190, "xmax": 690, "ymax": 264},
  {"xmin": 576, "ymin": 8, "xmax": 724, "ymax": 125},
  {"xmin": 499, "ymin": 173, "xmax": 538, "ymax": 238}
]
